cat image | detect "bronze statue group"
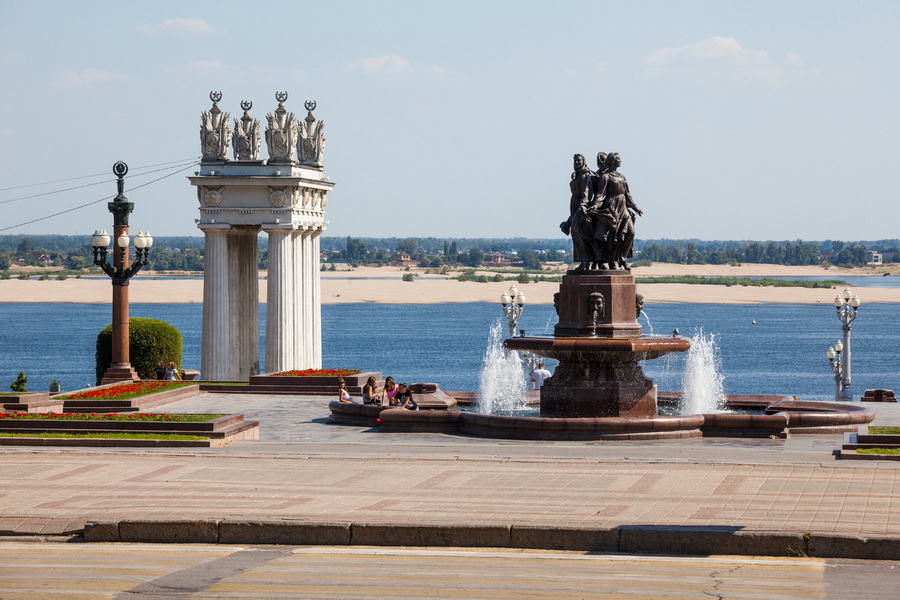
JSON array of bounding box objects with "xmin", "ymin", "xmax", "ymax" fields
[{"xmin": 561, "ymin": 152, "xmax": 642, "ymax": 271}]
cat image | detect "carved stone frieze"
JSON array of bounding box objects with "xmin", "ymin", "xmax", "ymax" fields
[
  {"xmin": 200, "ymin": 91, "xmax": 232, "ymax": 161},
  {"xmin": 268, "ymin": 187, "xmax": 290, "ymax": 208},
  {"xmin": 203, "ymin": 187, "xmax": 223, "ymax": 207}
]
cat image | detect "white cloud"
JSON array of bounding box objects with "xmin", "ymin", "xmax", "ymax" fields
[
  {"xmin": 647, "ymin": 36, "xmax": 767, "ymax": 67},
  {"xmin": 786, "ymin": 53, "xmax": 803, "ymax": 67},
  {"xmin": 345, "ymin": 54, "xmax": 412, "ymax": 75},
  {"xmin": 137, "ymin": 17, "xmax": 221, "ymax": 37},
  {"xmin": 55, "ymin": 68, "xmax": 127, "ymax": 88},
  {"xmin": 644, "ymin": 36, "xmax": 789, "ymax": 83},
  {"xmin": 424, "ymin": 65, "xmax": 463, "ymax": 79}
]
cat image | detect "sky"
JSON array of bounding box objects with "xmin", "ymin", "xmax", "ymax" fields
[{"xmin": 1, "ymin": 0, "xmax": 898, "ymax": 242}]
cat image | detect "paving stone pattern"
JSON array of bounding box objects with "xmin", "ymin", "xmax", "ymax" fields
[{"xmin": 1, "ymin": 393, "xmax": 899, "ymax": 537}]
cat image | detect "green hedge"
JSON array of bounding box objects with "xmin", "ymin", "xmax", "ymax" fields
[{"xmin": 95, "ymin": 318, "xmax": 183, "ymax": 385}]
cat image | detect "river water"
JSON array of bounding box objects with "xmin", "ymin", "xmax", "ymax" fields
[{"xmin": 1, "ymin": 302, "xmax": 897, "ymax": 403}]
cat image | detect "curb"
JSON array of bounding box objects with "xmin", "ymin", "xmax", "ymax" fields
[{"xmin": 79, "ymin": 520, "xmax": 900, "ymax": 560}]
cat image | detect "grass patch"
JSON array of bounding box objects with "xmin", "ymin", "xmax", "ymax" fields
[
  {"xmin": 634, "ymin": 275, "xmax": 847, "ymax": 289},
  {"xmin": 0, "ymin": 432, "xmax": 208, "ymax": 441},
  {"xmin": 0, "ymin": 413, "xmax": 224, "ymax": 422},
  {"xmin": 868, "ymin": 427, "xmax": 900, "ymax": 435},
  {"xmin": 857, "ymin": 447, "xmax": 900, "ymax": 455}
]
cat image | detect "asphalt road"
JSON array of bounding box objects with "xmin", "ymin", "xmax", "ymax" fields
[{"xmin": 1, "ymin": 541, "xmax": 899, "ymax": 599}]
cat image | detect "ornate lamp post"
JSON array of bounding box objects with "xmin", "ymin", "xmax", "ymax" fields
[
  {"xmin": 826, "ymin": 342, "xmax": 845, "ymax": 403},
  {"xmin": 831, "ymin": 286, "xmax": 860, "ymax": 402},
  {"xmin": 499, "ymin": 285, "xmax": 541, "ymax": 373},
  {"xmin": 500, "ymin": 285, "xmax": 526, "ymax": 338},
  {"xmin": 91, "ymin": 161, "xmax": 153, "ymax": 384}
]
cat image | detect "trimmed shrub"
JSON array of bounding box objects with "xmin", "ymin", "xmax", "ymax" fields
[{"xmin": 95, "ymin": 318, "xmax": 183, "ymax": 385}]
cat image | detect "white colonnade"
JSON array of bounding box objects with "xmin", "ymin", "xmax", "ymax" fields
[{"xmin": 192, "ymin": 92, "xmax": 332, "ymax": 380}]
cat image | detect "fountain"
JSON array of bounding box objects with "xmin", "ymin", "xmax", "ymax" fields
[
  {"xmin": 502, "ymin": 152, "xmax": 688, "ymax": 418},
  {"xmin": 329, "ymin": 150, "xmax": 875, "ymax": 439},
  {"xmin": 506, "ymin": 271, "xmax": 688, "ymax": 418},
  {"xmin": 680, "ymin": 330, "xmax": 726, "ymax": 415},
  {"xmin": 477, "ymin": 321, "xmax": 528, "ymax": 415}
]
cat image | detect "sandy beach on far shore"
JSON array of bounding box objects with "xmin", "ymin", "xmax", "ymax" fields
[{"xmin": 0, "ymin": 263, "xmax": 896, "ymax": 305}]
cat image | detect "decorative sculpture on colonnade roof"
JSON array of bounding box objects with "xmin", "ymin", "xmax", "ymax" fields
[
  {"xmin": 265, "ymin": 91, "xmax": 297, "ymax": 164},
  {"xmin": 200, "ymin": 91, "xmax": 231, "ymax": 161},
  {"xmin": 560, "ymin": 151, "xmax": 643, "ymax": 271},
  {"xmin": 298, "ymin": 100, "xmax": 326, "ymax": 167},
  {"xmin": 232, "ymin": 100, "xmax": 261, "ymax": 160}
]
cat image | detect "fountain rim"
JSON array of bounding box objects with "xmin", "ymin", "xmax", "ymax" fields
[{"xmin": 503, "ymin": 335, "xmax": 691, "ymax": 353}]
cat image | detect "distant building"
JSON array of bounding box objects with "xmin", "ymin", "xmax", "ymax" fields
[{"xmin": 867, "ymin": 251, "xmax": 883, "ymax": 265}]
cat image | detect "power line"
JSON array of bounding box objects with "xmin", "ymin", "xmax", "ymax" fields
[
  {"xmin": 0, "ymin": 161, "xmax": 199, "ymax": 234},
  {"xmin": 0, "ymin": 159, "xmax": 201, "ymax": 205},
  {"xmin": 0, "ymin": 157, "xmax": 202, "ymax": 193}
]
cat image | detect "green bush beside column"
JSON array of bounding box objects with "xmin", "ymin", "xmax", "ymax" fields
[{"xmin": 95, "ymin": 318, "xmax": 183, "ymax": 384}]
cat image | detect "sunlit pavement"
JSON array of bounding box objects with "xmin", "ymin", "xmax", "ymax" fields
[{"xmin": 5, "ymin": 542, "xmax": 899, "ymax": 599}]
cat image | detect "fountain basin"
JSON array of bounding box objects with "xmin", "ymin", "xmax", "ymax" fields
[
  {"xmin": 328, "ymin": 397, "xmax": 874, "ymax": 440},
  {"xmin": 504, "ymin": 336, "xmax": 691, "ymax": 418}
]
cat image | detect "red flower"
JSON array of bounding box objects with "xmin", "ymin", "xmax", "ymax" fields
[{"xmin": 273, "ymin": 368, "xmax": 362, "ymax": 377}]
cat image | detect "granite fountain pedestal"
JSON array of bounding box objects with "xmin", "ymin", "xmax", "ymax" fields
[{"xmin": 505, "ymin": 271, "xmax": 689, "ymax": 418}]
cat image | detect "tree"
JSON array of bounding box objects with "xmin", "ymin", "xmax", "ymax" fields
[
  {"xmin": 9, "ymin": 370, "xmax": 28, "ymax": 392},
  {"xmin": 519, "ymin": 250, "xmax": 542, "ymax": 270},
  {"xmin": 396, "ymin": 238, "xmax": 418, "ymax": 255},
  {"xmin": 463, "ymin": 248, "xmax": 484, "ymax": 267},
  {"xmin": 344, "ymin": 237, "xmax": 368, "ymax": 262}
]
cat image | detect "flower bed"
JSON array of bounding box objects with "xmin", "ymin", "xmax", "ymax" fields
[
  {"xmin": 272, "ymin": 369, "xmax": 361, "ymax": 377},
  {"xmin": 0, "ymin": 412, "xmax": 222, "ymax": 422},
  {"xmin": 56, "ymin": 381, "xmax": 193, "ymax": 401},
  {"xmin": 250, "ymin": 370, "xmax": 379, "ymax": 395}
]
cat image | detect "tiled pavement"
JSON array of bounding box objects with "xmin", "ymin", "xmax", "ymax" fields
[{"xmin": 1, "ymin": 393, "xmax": 899, "ymax": 539}]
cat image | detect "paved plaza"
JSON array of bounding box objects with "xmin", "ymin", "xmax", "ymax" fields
[{"xmin": 1, "ymin": 393, "xmax": 899, "ymax": 548}]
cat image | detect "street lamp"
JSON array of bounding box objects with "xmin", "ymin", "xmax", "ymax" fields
[
  {"xmin": 831, "ymin": 287, "xmax": 860, "ymax": 402},
  {"xmin": 826, "ymin": 341, "xmax": 845, "ymax": 403},
  {"xmin": 499, "ymin": 285, "xmax": 526, "ymax": 338},
  {"xmin": 91, "ymin": 161, "xmax": 154, "ymax": 384},
  {"xmin": 499, "ymin": 284, "xmax": 541, "ymax": 373}
]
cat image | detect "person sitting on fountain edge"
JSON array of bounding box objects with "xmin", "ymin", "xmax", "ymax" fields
[
  {"xmin": 395, "ymin": 382, "xmax": 418, "ymax": 410},
  {"xmin": 337, "ymin": 378, "xmax": 356, "ymax": 404},
  {"xmin": 381, "ymin": 376, "xmax": 399, "ymax": 406},
  {"xmin": 362, "ymin": 376, "xmax": 381, "ymax": 405}
]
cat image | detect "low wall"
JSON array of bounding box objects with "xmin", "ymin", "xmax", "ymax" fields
[{"xmin": 329, "ymin": 398, "xmax": 875, "ymax": 440}]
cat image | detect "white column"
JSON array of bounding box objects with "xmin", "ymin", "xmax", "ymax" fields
[
  {"xmin": 292, "ymin": 229, "xmax": 307, "ymax": 368},
  {"xmin": 201, "ymin": 228, "xmax": 230, "ymax": 380},
  {"xmin": 311, "ymin": 228, "xmax": 322, "ymax": 367},
  {"xmin": 228, "ymin": 227, "xmax": 260, "ymax": 378},
  {"xmin": 264, "ymin": 228, "xmax": 295, "ymax": 373}
]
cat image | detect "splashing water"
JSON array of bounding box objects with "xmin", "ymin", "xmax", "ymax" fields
[
  {"xmin": 639, "ymin": 309, "xmax": 654, "ymax": 336},
  {"xmin": 477, "ymin": 320, "xmax": 528, "ymax": 414},
  {"xmin": 543, "ymin": 312, "xmax": 555, "ymax": 334},
  {"xmin": 681, "ymin": 329, "xmax": 726, "ymax": 415}
]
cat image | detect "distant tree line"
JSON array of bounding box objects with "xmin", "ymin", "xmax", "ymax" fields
[
  {"xmin": 0, "ymin": 235, "xmax": 897, "ymax": 273},
  {"xmin": 633, "ymin": 239, "xmax": 896, "ymax": 268}
]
